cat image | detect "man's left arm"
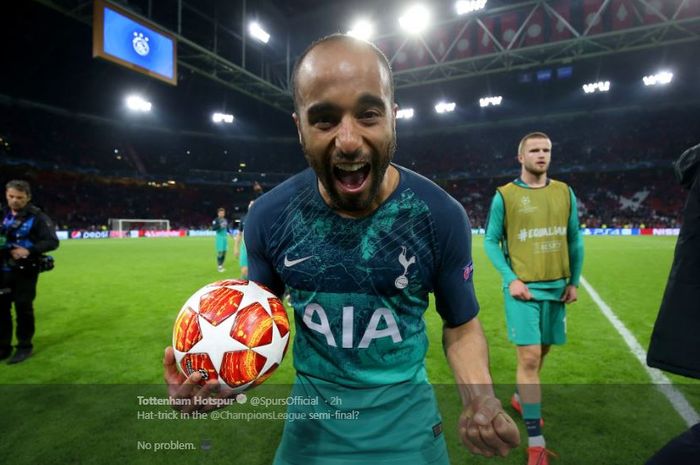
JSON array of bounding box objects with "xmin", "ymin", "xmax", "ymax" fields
[
  {"xmin": 29, "ymin": 212, "xmax": 59, "ymax": 255},
  {"xmin": 562, "ymin": 187, "xmax": 584, "ymax": 303},
  {"xmin": 232, "ymin": 231, "xmax": 241, "ymax": 256},
  {"xmin": 432, "ymin": 197, "xmax": 518, "ymax": 457},
  {"xmin": 443, "ymin": 319, "xmax": 519, "ymax": 457}
]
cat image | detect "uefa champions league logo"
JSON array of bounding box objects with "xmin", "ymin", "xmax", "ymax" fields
[
  {"xmin": 132, "ymin": 32, "xmax": 150, "ymax": 56},
  {"xmin": 518, "ymin": 194, "xmax": 537, "ymax": 214}
]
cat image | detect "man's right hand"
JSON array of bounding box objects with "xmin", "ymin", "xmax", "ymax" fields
[
  {"xmin": 508, "ymin": 279, "xmax": 532, "ymax": 301},
  {"xmin": 163, "ymin": 346, "xmax": 229, "ymax": 414}
]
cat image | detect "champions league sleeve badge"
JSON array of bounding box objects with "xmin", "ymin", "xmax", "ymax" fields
[{"xmin": 463, "ymin": 261, "xmax": 474, "ymax": 281}]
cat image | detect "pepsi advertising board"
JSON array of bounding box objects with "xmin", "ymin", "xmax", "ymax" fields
[{"xmin": 93, "ymin": 0, "xmax": 177, "ymax": 85}]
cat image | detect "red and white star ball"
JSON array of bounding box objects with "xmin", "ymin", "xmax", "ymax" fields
[{"xmin": 172, "ymin": 279, "xmax": 290, "ymax": 393}]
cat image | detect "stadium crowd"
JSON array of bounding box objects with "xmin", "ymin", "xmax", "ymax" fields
[
  {"xmin": 1, "ymin": 104, "xmax": 695, "ymax": 230},
  {"xmin": 396, "ymin": 106, "xmax": 696, "ymax": 177}
]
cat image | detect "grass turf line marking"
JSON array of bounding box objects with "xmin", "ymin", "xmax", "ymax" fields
[{"xmin": 580, "ymin": 276, "xmax": 700, "ymax": 427}]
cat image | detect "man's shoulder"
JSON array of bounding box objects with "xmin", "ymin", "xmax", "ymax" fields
[
  {"xmin": 25, "ymin": 205, "xmax": 52, "ymax": 222},
  {"xmin": 247, "ymin": 169, "xmax": 314, "ymax": 225},
  {"xmin": 546, "ymin": 179, "xmax": 574, "ymax": 199},
  {"xmin": 257, "ymin": 168, "xmax": 312, "ymax": 204},
  {"xmin": 395, "ymin": 164, "xmax": 462, "ymax": 212},
  {"xmin": 497, "ymin": 178, "xmax": 520, "ymax": 191},
  {"xmin": 548, "ymin": 178, "xmax": 569, "ymax": 189},
  {"xmin": 394, "ymin": 165, "xmax": 469, "ymax": 235}
]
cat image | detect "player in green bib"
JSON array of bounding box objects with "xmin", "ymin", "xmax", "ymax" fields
[
  {"xmin": 164, "ymin": 34, "xmax": 520, "ymax": 464},
  {"xmin": 211, "ymin": 207, "xmax": 229, "ymax": 273},
  {"xmin": 484, "ymin": 132, "xmax": 584, "ymax": 465}
]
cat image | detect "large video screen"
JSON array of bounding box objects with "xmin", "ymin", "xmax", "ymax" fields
[{"xmin": 93, "ymin": 0, "xmax": 177, "ymax": 85}]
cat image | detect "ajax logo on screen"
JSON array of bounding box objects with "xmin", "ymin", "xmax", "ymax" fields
[{"xmin": 132, "ymin": 32, "xmax": 150, "ymax": 56}]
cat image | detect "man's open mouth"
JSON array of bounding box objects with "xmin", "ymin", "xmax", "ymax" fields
[{"xmin": 333, "ymin": 163, "xmax": 370, "ymax": 192}]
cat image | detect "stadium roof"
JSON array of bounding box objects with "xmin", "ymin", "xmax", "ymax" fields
[{"xmin": 2, "ymin": 0, "xmax": 699, "ymax": 137}]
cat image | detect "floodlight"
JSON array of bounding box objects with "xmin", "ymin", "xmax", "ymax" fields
[
  {"xmin": 479, "ymin": 96, "xmax": 502, "ymax": 107},
  {"xmin": 249, "ymin": 21, "xmax": 270, "ymax": 44},
  {"xmin": 396, "ymin": 108, "xmax": 415, "ymax": 119},
  {"xmin": 455, "ymin": 0, "xmax": 487, "ymax": 15},
  {"xmin": 657, "ymin": 71, "xmax": 673, "ymax": 84},
  {"xmin": 435, "ymin": 102, "xmax": 456, "ymax": 113},
  {"xmin": 643, "ymin": 71, "xmax": 673, "ymax": 86},
  {"xmin": 582, "ymin": 81, "xmax": 611, "ymax": 94},
  {"xmin": 348, "ymin": 19, "xmax": 374, "ymax": 40},
  {"xmin": 125, "ymin": 95, "xmax": 152, "ymax": 112},
  {"xmin": 212, "ymin": 112, "xmax": 235, "ymax": 124},
  {"xmin": 399, "ymin": 5, "xmax": 430, "ymax": 34}
]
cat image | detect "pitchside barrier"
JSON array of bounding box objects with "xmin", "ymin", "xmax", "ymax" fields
[
  {"xmin": 465, "ymin": 228, "xmax": 680, "ymax": 236},
  {"xmin": 580, "ymin": 228, "xmax": 680, "ymax": 236},
  {"xmin": 54, "ymin": 228, "xmax": 679, "ymax": 241},
  {"xmin": 466, "ymin": 228, "xmax": 680, "ymax": 236}
]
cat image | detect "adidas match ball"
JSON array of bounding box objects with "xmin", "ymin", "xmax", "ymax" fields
[{"xmin": 172, "ymin": 279, "xmax": 290, "ymax": 393}]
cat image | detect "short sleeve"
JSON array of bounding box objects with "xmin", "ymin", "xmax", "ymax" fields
[
  {"xmin": 244, "ymin": 202, "xmax": 285, "ymax": 297},
  {"xmin": 432, "ymin": 200, "xmax": 479, "ymax": 327}
]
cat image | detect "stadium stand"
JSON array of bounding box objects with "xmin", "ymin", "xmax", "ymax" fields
[{"xmin": 1, "ymin": 102, "xmax": 695, "ymax": 230}]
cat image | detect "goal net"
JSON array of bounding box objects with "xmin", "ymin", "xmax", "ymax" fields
[{"xmin": 108, "ymin": 218, "xmax": 171, "ymax": 236}]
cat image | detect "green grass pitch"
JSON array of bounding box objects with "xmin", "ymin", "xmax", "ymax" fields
[{"xmin": 0, "ymin": 235, "xmax": 697, "ymax": 464}]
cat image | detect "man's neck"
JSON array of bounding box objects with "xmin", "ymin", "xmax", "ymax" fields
[{"xmin": 520, "ymin": 170, "xmax": 547, "ymax": 188}]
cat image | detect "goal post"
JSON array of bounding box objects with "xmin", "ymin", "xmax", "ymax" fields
[{"xmin": 108, "ymin": 218, "xmax": 171, "ymax": 236}]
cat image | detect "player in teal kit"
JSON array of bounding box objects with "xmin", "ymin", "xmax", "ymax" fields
[
  {"xmin": 164, "ymin": 35, "xmax": 519, "ymax": 464},
  {"xmin": 484, "ymin": 132, "xmax": 584, "ymax": 465},
  {"xmin": 212, "ymin": 207, "xmax": 229, "ymax": 272}
]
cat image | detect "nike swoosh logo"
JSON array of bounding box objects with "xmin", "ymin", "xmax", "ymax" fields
[{"xmin": 284, "ymin": 255, "xmax": 314, "ymax": 267}]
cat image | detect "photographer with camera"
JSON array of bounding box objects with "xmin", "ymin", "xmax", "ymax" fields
[{"xmin": 1, "ymin": 180, "xmax": 58, "ymax": 364}]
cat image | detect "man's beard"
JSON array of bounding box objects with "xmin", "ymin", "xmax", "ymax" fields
[
  {"xmin": 524, "ymin": 161, "xmax": 548, "ymax": 176},
  {"xmin": 302, "ymin": 133, "xmax": 397, "ymax": 213}
]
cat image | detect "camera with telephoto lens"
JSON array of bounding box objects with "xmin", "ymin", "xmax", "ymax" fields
[
  {"xmin": 38, "ymin": 255, "xmax": 55, "ymax": 272},
  {"xmin": 13, "ymin": 255, "xmax": 55, "ymax": 273}
]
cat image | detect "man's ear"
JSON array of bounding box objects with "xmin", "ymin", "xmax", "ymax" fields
[{"xmin": 292, "ymin": 112, "xmax": 303, "ymax": 146}]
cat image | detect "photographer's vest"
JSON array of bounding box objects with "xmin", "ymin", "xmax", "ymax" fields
[
  {"xmin": 2, "ymin": 212, "xmax": 36, "ymax": 250},
  {"xmin": 497, "ymin": 180, "xmax": 571, "ymax": 283},
  {"xmin": 1, "ymin": 210, "xmax": 36, "ymax": 272}
]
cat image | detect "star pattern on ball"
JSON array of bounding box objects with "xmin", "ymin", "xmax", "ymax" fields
[
  {"xmin": 227, "ymin": 281, "xmax": 275, "ymax": 316},
  {"xmin": 251, "ymin": 315, "xmax": 290, "ymax": 375},
  {"xmin": 189, "ymin": 313, "xmax": 248, "ymax": 371}
]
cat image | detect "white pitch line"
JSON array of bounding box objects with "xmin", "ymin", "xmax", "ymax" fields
[{"xmin": 580, "ymin": 276, "xmax": 700, "ymax": 427}]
